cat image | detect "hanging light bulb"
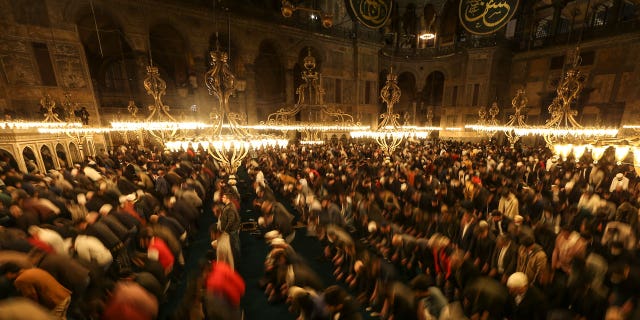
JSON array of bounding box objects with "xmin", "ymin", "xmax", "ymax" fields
[
  {"xmin": 614, "ymin": 144, "xmax": 631, "ymax": 164},
  {"xmin": 589, "ymin": 144, "xmax": 608, "ymax": 163},
  {"xmin": 572, "ymin": 144, "xmax": 587, "ymax": 161},
  {"xmin": 557, "ymin": 144, "xmax": 573, "ymax": 161}
]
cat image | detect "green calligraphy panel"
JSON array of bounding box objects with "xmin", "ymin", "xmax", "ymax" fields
[
  {"xmin": 459, "ymin": 0, "xmax": 520, "ymax": 35},
  {"xmin": 347, "ymin": 0, "xmax": 393, "ymax": 30}
]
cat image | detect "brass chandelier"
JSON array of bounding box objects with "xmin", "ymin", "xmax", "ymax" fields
[
  {"xmin": 110, "ymin": 65, "xmax": 211, "ymax": 144},
  {"xmin": 350, "ymin": 69, "xmax": 440, "ymax": 155},
  {"xmin": 467, "ymin": 47, "xmax": 618, "ymax": 154},
  {"xmin": 252, "ymin": 49, "xmax": 366, "ymax": 144},
  {"xmin": 165, "ymin": 41, "xmax": 287, "ymax": 183}
]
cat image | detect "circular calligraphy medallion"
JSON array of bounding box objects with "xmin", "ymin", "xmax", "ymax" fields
[
  {"xmin": 347, "ymin": 0, "xmax": 393, "ymax": 30},
  {"xmin": 459, "ymin": 0, "xmax": 520, "ymax": 35}
]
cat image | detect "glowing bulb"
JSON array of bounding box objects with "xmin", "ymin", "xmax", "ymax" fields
[
  {"xmin": 614, "ymin": 145, "xmax": 631, "ymax": 164},
  {"xmin": 590, "ymin": 145, "xmax": 607, "ymax": 163},
  {"xmin": 572, "ymin": 145, "xmax": 587, "ymax": 160}
]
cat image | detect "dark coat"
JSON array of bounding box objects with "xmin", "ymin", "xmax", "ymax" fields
[
  {"xmin": 490, "ymin": 242, "xmax": 518, "ymax": 277},
  {"xmin": 506, "ymin": 285, "xmax": 548, "ymax": 320},
  {"xmin": 86, "ymin": 220, "xmax": 122, "ymax": 251}
]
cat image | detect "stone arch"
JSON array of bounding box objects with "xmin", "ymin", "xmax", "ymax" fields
[
  {"xmin": 86, "ymin": 140, "xmax": 96, "ymax": 157},
  {"xmin": 423, "ymin": 71, "xmax": 445, "ymax": 107},
  {"xmin": 438, "ymin": 0, "xmax": 460, "ymax": 45},
  {"xmin": 149, "ymin": 23, "xmax": 190, "ymax": 90},
  {"xmin": 55, "ymin": 143, "xmax": 69, "ymax": 168},
  {"xmin": 397, "ymin": 71, "xmax": 417, "ymax": 122},
  {"xmin": 254, "ymin": 39, "xmax": 286, "ymax": 104},
  {"xmin": 0, "ymin": 148, "xmax": 19, "ymax": 171},
  {"xmin": 40, "ymin": 145, "xmax": 55, "ymax": 171},
  {"xmin": 75, "ymin": 7, "xmax": 137, "ymax": 107},
  {"xmin": 69, "ymin": 142, "xmax": 81, "ymax": 164},
  {"xmin": 23, "ymin": 146, "xmax": 38, "ymax": 174},
  {"xmin": 66, "ymin": 2, "xmax": 130, "ymax": 41}
]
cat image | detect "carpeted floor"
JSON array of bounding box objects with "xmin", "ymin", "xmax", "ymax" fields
[
  {"xmin": 158, "ymin": 195, "xmax": 216, "ymax": 319},
  {"xmin": 158, "ymin": 166, "xmax": 370, "ymax": 319}
]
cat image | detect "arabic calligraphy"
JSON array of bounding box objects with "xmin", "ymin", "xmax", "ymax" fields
[
  {"xmin": 348, "ymin": 0, "xmax": 392, "ymax": 29},
  {"xmin": 459, "ymin": 0, "xmax": 519, "ymax": 35}
]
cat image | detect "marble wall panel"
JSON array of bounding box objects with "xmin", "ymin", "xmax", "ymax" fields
[
  {"xmin": 588, "ymin": 74, "xmax": 616, "ymax": 104},
  {"xmin": 527, "ymin": 58, "xmax": 547, "ymax": 79},
  {"xmin": 0, "ymin": 54, "xmax": 38, "ymax": 85}
]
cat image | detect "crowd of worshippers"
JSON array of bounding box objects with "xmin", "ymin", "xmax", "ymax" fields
[
  {"xmin": 0, "ymin": 145, "xmax": 245, "ymax": 320},
  {"xmin": 249, "ymin": 140, "xmax": 640, "ymax": 320}
]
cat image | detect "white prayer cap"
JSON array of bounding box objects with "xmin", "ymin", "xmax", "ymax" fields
[
  {"xmin": 616, "ymin": 173, "xmax": 624, "ymax": 179},
  {"xmin": 28, "ymin": 225, "xmax": 41, "ymax": 236},
  {"xmin": 99, "ymin": 204, "xmax": 113, "ymax": 215},
  {"xmin": 85, "ymin": 212, "xmax": 99, "ymax": 224},
  {"xmin": 77, "ymin": 193, "xmax": 87, "ymax": 206},
  {"xmin": 565, "ymin": 180, "xmax": 575, "ymax": 191},
  {"xmin": 507, "ymin": 272, "xmax": 528, "ymax": 289},
  {"xmin": 310, "ymin": 200, "xmax": 322, "ymax": 212},
  {"xmin": 270, "ymin": 238, "xmax": 286, "ymax": 247},
  {"xmin": 514, "ymin": 215, "xmax": 524, "ymax": 224},
  {"xmin": 83, "ymin": 166, "xmax": 102, "ymax": 181},
  {"xmin": 258, "ymin": 216, "xmax": 266, "ymax": 227},
  {"xmin": 265, "ymin": 230, "xmax": 281, "ymax": 242},
  {"xmin": 367, "ymin": 221, "xmax": 377, "ymax": 233},
  {"xmin": 126, "ymin": 193, "xmax": 136, "ymax": 202}
]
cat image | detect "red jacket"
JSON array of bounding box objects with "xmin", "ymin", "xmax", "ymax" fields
[
  {"xmin": 148, "ymin": 237, "xmax": 174, "ymax": 272},
  {"xmin": 205, "ymin": 261, "xmax": 245, "ymax": 307}
]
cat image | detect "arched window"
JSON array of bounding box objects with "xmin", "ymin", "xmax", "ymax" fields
[
  {"xmin": 0, "ymin": 149, "xmax": 19, "ymax": 171},
  {"xmin": 40, "ymin": 145, "xmax": 54, "ymax": 171},
  {"xmin": 397, "ymin": 72, "xmax": 416, "ymax": 119},
  {"xmin": 254, "ymin": 40, "xmax": 285, "ymax": 104},
  {"xmin": 23, "ymin": 147, "xmax": 38, "ymax": 174},
  {"xmin": 149, "ymin": 24, "xmax": 189, "ymax": 89},
  {"xmin": 535, "ymin": 19, "xmax": 551, "ymax": 39},
  {"xmin": 76, "ymin": 8, "xmax": 135, "ymax": 106},
  {"xmin": 423, "ymin": 71, "xmax": 445, "ymax": 107},
  {"xmin": 439, "ymin": 0, "xmax": 460, "ymax": 45}
]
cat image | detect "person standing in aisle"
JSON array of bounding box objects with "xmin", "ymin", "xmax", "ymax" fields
[{"xmin": 220, "ymin": 189, "xmax": 241, "ymax": 263}]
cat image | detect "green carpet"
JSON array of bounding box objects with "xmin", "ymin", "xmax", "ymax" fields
[{"xmin": 158, "ymin": 166, "xmax": 368, "ymax": 319}]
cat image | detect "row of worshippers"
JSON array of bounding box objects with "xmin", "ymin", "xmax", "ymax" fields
[
  {"xmin": 258, "ymin": 228, "xmax": 363, "ymax": 320},
  {"xmin": 247, "ymin": 139, "xmax": 640, "ymax": 320},
  {"xmin": 0, "ymin": 145, "xmax": 218, "ymax": 319}
]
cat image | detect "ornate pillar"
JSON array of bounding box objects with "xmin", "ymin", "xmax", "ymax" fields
[{"xmin": 63, "ymin": 143, "xmax": 73, "ymax": 168}]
